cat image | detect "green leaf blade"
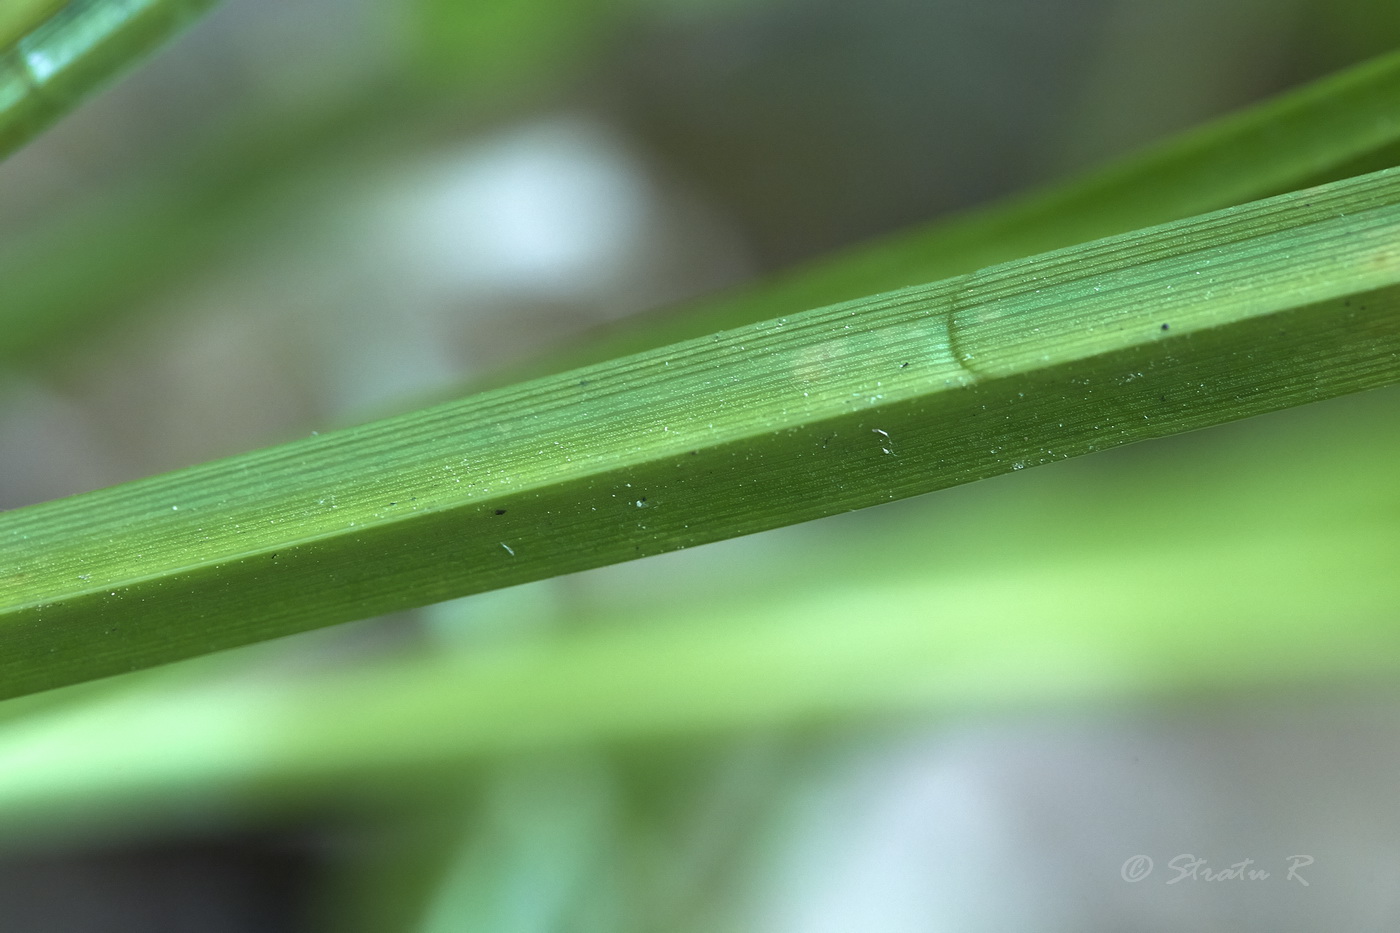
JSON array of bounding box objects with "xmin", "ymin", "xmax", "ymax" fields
[{"xmin": 4, "ymin": 167, "xmax": 1400, "ymax": 699}]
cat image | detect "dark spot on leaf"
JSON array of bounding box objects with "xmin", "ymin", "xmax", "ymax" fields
[
  {"xmin": 494, "ymin": 509, "xmax": 506, "ymax": 515},
  {"xmin": 1160, "ymin": 323, "xmax": 1169, "ymax": 331}
]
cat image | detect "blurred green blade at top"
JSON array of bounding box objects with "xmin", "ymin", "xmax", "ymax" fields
[
  {"xmin": 5, "ymin": 166, "xmax": 1400, "ymax": 699},
  {"xmin": 0, "ymin": 0, "xmax": 67, "ymax": 51},
  {"xmin": 0, "ymin": 34, "xmax": 1398, "ymax": 389},
  {"xmin": 0, "ymin": 0, "xmax": 219, "ymax": 160},
  {"xmin": 485, "ymin": 48, "xmax": 1400, "ymax": 387}
]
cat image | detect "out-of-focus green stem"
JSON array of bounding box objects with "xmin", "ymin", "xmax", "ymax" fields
[
  {"xmin": 0, "ymin": 0, "xmax": 219, "ymax": 161},
  {"xmin": 0, "ymin": 83, "xmax": 417, "ymax": 374},
  {"xmin": 0, "ymin": 0, "xmax": 67, "ymax": 51},
  {"xmin": 480, "ymin": 48, "xmax": 1400, "ymax": 389}
]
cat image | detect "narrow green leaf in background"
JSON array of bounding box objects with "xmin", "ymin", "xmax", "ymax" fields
[
  {"xmin": 0, "ymin": 0, "xmax": 219, "ymax": 161},
  {"xmin": 3, "ymin": 166, "xmax": 1400, "ymax": 699},
  {"xmin": 3, "ymin": 44, "xmax": 1399, "ymax": 390},
  {"xmin": 491, "ymin": 48, "xmax": 1400, "ymax": 385},
  {"xmin": 0, "ymin": 0, "xmax": 67, "ymax": 51}
]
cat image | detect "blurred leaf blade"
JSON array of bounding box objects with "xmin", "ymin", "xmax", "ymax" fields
[
  {"xmin": 3, "ymin": 43, "xmax": 1399, "ymax": 392},
  {"xmin": 489, "ymin": 47, "xmax": 1400, "ymax": 385},
  {"xmin": 0, "ymin": 0, "xmax": 67, "ymax": 51},
  {"xmin": 0, "ymin": 0, "xmax": 221, "ymax": 161},
  {"xmin": 4, "ymin": 166, "xmax": 1400, "ymax": 699},
  {"xmin": 0, "ymin": 83, "xmax": 411, "ymax": 373},
  {"xmin": 0, "ymin": 516, "xmax": 1395, "ymax": 838}
]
